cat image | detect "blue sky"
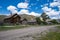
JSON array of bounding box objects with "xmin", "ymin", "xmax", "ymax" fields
[
  {"xmin": 0, "ymin": 0, "xmax": 53, "ymax": 14},
  {"xmin": 0, "ymin": 0, "xmax": 60, "ymax": 19}
]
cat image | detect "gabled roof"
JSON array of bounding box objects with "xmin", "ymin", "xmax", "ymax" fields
[{"xmin": 5, "ymin": 13, "xmax": 21, "ymax": 19}]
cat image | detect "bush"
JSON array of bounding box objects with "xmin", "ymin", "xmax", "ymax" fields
[{"xmin": 50, "ymin": 19, "xmax": 58, "ymax": 24}]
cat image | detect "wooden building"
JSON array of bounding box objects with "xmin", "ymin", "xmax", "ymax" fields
[{"xmin": 4, "ymin": 14, "xmax": 21, "ymax": 24}]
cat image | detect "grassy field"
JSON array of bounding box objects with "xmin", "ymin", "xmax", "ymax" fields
[
  {"xmin": 33, "ymin": 26, "xmax": 60, "ymax": 40},
  {"xmin": 0, "ymin": 24, "xmax": 42, "ymax": 31},
  {"xmin": 0, "ymin": 25, "xmax": 29, "ymax": 31},
  {"xmin": 0, "ymin": 24, "xmax": 60, "ymax": 31}
]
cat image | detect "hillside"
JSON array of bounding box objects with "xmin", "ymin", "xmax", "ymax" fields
[
  {"xmin": 0, "ymin": 14, "xmax": 37, "ymax": 22},
  {"xmin": 20, "ymin": 14, "xmax": 36, "ymax": 21},
  {"xmin": 0, "ymin": 15, "xmax": 7, "ymax": 21}
]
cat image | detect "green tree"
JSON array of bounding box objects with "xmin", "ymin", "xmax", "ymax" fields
[
  {"xmin": 41, "ymin": 12, "xmax": 50, "ymax": 25},
  {"xmin": 41, "ymin": 12, "xmax": 50, "ymax": 22},
  {"xmin": 36, "ymin": 17, "xmax": 42, "ymax": 24},
  {"xmin": 50, "ymin": 19, "xmax": 58, "ymax": 24}
]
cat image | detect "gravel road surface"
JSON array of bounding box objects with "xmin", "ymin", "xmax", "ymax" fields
[{"xmin": 0, "ymin": 25, "xmax": 58, "ymax": 40}]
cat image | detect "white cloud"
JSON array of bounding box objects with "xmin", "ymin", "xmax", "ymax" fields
[
  {"xmin": 46, "ymin": 10, "xmax": 59, "ymax": 16},
  {"xmin": 7, "ymin": 5, "xmax": 18, "ymax": 14},
  {"xmin": 29, "ymin": 12, "xmax": 41, "ymax": 16},
  {"xmin": 50, "ymin": 1, "xmax": 60, "ymax": 7},
  {"xmin": 7, "ymin": 5, "xmax": 17, "ymax": 10},
  {"xmin": 58, "ymin": 0, "xmax": 60, "ymax": 2},
  {"xmin": 42, "ymin": 6, "xmax": 52, "ymax": 12},
  {"xmin": 42, "ymin": 1, "xmax": 60, "ymax": 19},
  {"xmin": 58, "ymin": 6, "xmax": 60, "ymax": 8},
  {"xmin": 11, "ymin": 10, "xmax": 18, "ymax": 13},
  {"xmin": 54, "ymin": 0, "xmax": 57, "ymax": 2},
  {"xmin": 42, "ymin": 6, "xmax": 60, "ymax": 19},
  {"xmin": 18, "ymin": 9, "xmax": 41, "ymax": 16},
  {"xmin": 18, "ymin": 9, "xmax": 29, "ymax": 14},
  {"xmin": 17, "ymin": 2, "xmax": 29, "ymax": 8},
  {"xmin": 54, "ymin": 0, "xmax": 60, "ymax": 2},
  {"xmin": 58, "ymin": 6, "xmax": 60, "ymax": 10},
  {"xmin": 51, "ymin": 17, "xmax": 58, "ymax": 19}
]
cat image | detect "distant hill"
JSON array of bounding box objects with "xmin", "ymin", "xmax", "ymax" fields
[
  {"xmin": 0, "ymin": 15, "xmax": 7, "ymax": 21},
  {"xmin": 20, "ymin": 14, "xmax": 36, "ymax": 21},
  {"xmin": 0, "ymin": 14, "xmax": 37, "ymax": 22}
]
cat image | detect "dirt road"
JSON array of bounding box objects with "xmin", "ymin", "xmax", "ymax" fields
[{"xmin": 0, "ymin": 25, "xmax": 58, "ymax": 40}]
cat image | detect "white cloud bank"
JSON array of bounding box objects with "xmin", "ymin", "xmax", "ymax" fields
[
  {"xmin": 42, "ymin": 6, "xmax": 59, "ymax": 16},
  {"xmin": 50, "ymin": 0, "xmax": 60, "ymax": 7},
  {"xmin": 7, "ymin": 5, "xmax": 17, "ymax": 10},
  {"xmin": 42, "ymin": 6, "xmax": 60, "ymax": 19},
  {"xmin": 29, "ymin": 12, "xmax": 41, "ymax": 16},
  {"xmin": 42, "ymin": 0, "xmax": 60, "ymax": 19},
  {"xmin": 7, "ymin": 5, "xmax": 18, "ymax": 13},
  {"xmin": 18, "ymin": 9, "xmax": 41, "ymax": 16},
  {"xmin": 17, "ymin": 2, "xmax": 29, "ymax": 8},
  {"xmin": 18, "ymin": 9, "xmax": 29, "ymax": 14},
  {"xmin": 54, "ymin": 0, "xmax": 60, "ymax": 2},
  {"xmin": 42, "ymin": 6, "xmax": 52, "ymax": 12},
  {"xmin": 51, "ymin": 17, "xmax": 58, "ymax": 19},
  {"xmin": 50, "ymin": 1, "xmax": 60, "ymax": 7}
]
